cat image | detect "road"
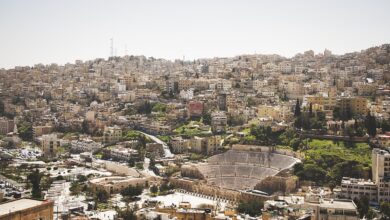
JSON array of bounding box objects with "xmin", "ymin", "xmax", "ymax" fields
[{"xmin": 138, "ymin": 131, "xmax": 174, "ymax": 158}]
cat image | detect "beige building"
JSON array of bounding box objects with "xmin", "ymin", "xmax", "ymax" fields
[
  {"xmin": 170, "ymin": 136, "xmax": 190, "ymax": 153},
  {"xmin": 0, "ymin": 117, "xmax": 14, "ymax": 135},
  {"xmin": 103, "ymin": 161, "xmax": 140, "ymax": 176},
  {"xmin": 305, "ymin": 96, "xmax": 368, "ymax": 116},
  {"xmin": 305, "ymin": 95, "xmax": 337, "ymax": 113},
  {"xmin": 205, "ymin": 135, "xmax": 221, "ymax": 155},
  {"xmin": 211, "ymin": 111, "xmax": 227, "ymax": 134},
  {"xmin": 0, "ymin": 199, "xmax": 54, "ymax": 220},
  {"xmin": 308, "ymin": 199, "xmax": 358, "ymax": 220},
  {"xmin": 33, "ymin": 125, "xmax": 53, "ymax": 138},
  {"xmin": 41, "ymin": 134, "xmax": 60, "ymax": 159},
  {"xmin": 340, "ymin": 177, "xmax": 377, "ymax": 202},
  {"xmin": 189, "ymin": 136, "xmax": 205, "ymax": 154},
  {"xmin": 85, "ymin": 111, "xmax": 95, "ymax": 122},
  {"xmin": 103, "ymin": 126, "xmax": 122, "ymax": 143},
  {"xmin": 90, "ymin": 176, "xmax": 147, "ymax": 195},
  {"xmin": 372, "ymin": 148, "xmax": 390, "ymax": 202},
  {"xmin": 340, "ymin": 148, "xmax": 390, "ymax": 203},
  {"xmin": 338, "ymin": 97, "xmax": 368, "ymax": 116},
  {"xmin": 377, "ymin": 133, "xmax": 390, "ymax": 147}
]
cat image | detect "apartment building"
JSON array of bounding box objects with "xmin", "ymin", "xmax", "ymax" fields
[
  {"xmin": 32, "ymin": 124, "xmax": 53, "ymax": 138},
  {"xmin": 104, "ymin": 146, "xmax": 139, "ymax": 161},
  {"xmin": 372, "ymin": 148, "xmax": 390, "ymax": 202},
  {"xmin": 305, "ymin": 96, "xmax": 368, "ymax": 116},
  {"xmin": 279, "ymin": 61, "xmax": 293, "ymax": 74},
  {"xmin": 41, "ymin": 134, "xmax": 61, "ymax": 159},
  {"xmin": 340, "ymin": 177, "xmax": 378, "ymax": 202},
  {"xmin": 103, "ymin": 125, "xmax": 122, "ymax": 143},
  {"xmin": 170, "ymin": 136, "xmax": 190, "ymax": 153},
  {"xmin": 337, "ymin": 97, "xmax": 368, "ymax": 116},
  {"xmin": 187, "ymin": 101, "xmax": 204, "ymax": 118},
  {"xmin": 70, "ymin": 139, "xmax": 102, "ymax": 153},
  {"xmin": 211, "ymin": 111, "xmax": 227, "ymax": 134},
  {"xmin": 0, "ymin": 117, "xmax": 14, "ymax": 135},
  {"xmin": 305, "ymin": 95, "xmax": 337, "ymax": 112}
]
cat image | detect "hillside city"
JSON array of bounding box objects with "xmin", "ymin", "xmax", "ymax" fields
[{"xmin": 0, "ymin": 44, "xmax": 390, "ymax": 220}]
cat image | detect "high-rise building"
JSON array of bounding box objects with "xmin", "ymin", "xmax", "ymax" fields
[{"xmin": 372, "ymin": 148, "xmax": 390, "ymax": 201}]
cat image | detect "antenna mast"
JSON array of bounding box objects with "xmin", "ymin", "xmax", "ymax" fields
[{"xmin": 110, "ymin": 38, "xmax": 114, "ymax": 57}]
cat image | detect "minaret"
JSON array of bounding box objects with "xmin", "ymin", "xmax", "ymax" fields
[{"xmin": 13, "ymin": 123, "xmax": 18, "ymax": 134}]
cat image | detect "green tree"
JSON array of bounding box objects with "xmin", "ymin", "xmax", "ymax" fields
[
  {"xmin": 121, "ymin": 184, "xmax": 143, "ymax": 198},
  {"xmin": 202, "ymin": 113, "xmax": 211, "ymax": 125},
  {"xmin": 150, "ymin": 185, "xmax": 158, "ymax": 194},
  {"xmin": 159, "ymin": 182, "xmax": 172, "ymax": 192},
  {"xmin": 116, "ymin": 207, "xmax": 137, "ymax": 220},
  {"xmin": 333, "ymin": 106, "xmax": 341, "ymax": 120},
  {"xmin": 294, "ymin": 99, "xmax": 301, "ymax": 117},
  {"xmin": 40, "ymin": 175, "xmax": 53, "ymax": 191},
  {"xmin": 247, "ymin": 97, "xmax": 256, "ymax": 107},
  {"xmin": 250, "ymin": 125, "xmax": 275, "ymax": 145},
  {"xmin": 290, "ymin": 138, "xmax": 301, "ymax": 151},
  {"xmin": 294, "ymin": 163, "xmax": 327, "ymax": 184},
  {"xmin": 152, "ymin": 102, "xmax": 167, "ymax": 113},
  {"xmin": 70, "ymin": 182, "xmax": 83, "ymax": 196},
  {"xmin": 27, "ymin": 169, "xmax": 42, "ymax": 199},
  {"xmin": 381, "ymin": 201, "xmax": 390, "ymax": 218},
  {"xmin": 366, "ymin": 208, "xmax": 377, "ymax": 220},
  {"xmin": 149, "ymin": 157, "xmax": 156, "ymax": 171},
  {"xmin": 77, "ymin": 174, "xmax": 88, "ymax": 183},
  {"xmin": 237, "ymin": 200, "xmax": 263, "ymax": 217},
  {"xmin": 365, "ymin": 112, "xmax": 377, "ymax": 137},
  {"xmin": 380, "ymin": 119, "xmax": 390, "ymax": 132},
  {"xmin": 81, "ymin": 120, "xmax": 89, "ymax": 134},
  {"xmin": 137, "ymin": 101, "xmax": 153, "ymax": 114},
  {"xmin": 18, "ymin": 122, "xmax": 33, "ymax": 141},
  {"xmin": 128, "ymin": 158, "xmax": 135, "ymax": 167},
  {"xmin": 0, "ymin": 99, "xmax": 4, "ymax": 116},
  {"xmin": 228, "ymin": 115, "xmax": 246, "ymax": 126},
  {"xmin": 96, "ymin": 189, "xmax": 109, "ymax": 203},
  {"xmin": 309, "ymin": 102, "xmax": 313, "ymax": 117},
  {"xmin": 354, "ymin": 196, "xmax": 370, "ymax": 218}
]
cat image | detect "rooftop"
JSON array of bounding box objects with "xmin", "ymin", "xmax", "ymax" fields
[
  {"xmin": 309, "ymin": 199, "xmax": 357, "ymax": 210},
  {"xmin": 341, "ymin": 177, "xmax": 376, "ymax": 185},
  {"xmin": 0, "ymin": 199, "xmax": 52, "ymax": 216}
]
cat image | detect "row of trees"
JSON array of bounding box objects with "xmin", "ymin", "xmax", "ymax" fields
[
  {"xmin": 294, "ymin": 100, "xmax": 326, "ymax": 130},
  {"xmin": 294, "ymin": 98, "xmax": 387, "ymax": 137},
  {"xmin": 237, "ymin": 200, "xmax": 264, "ymax": 217},
  {"xmin": 149, "ymin": 182, "xmax": 174, "ymax": 195},
  {"xmin": 354, "ymin": 196, "xmax": 390, "ymax": 219},
  {"xmin": 120, "ymin": 184, "xmax": 144, "ymax": 202},
  {"xmin": 248, "ymin": 126, "xmax": 304, "ymax": 150},
  {"xmin": 124, "ymin": 101, "xmax": 168, "ymax": 116}
]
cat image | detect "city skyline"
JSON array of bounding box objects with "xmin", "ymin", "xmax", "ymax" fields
[
  {"xmin": 0, "ymin": 0, "xmax": 389, "ymax": 68},
  {"xmin": 1, "ymin": 1, "xmax": 390, "ymax": 217}
]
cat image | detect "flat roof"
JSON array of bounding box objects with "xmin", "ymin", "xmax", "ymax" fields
[
  {"xmin": 0, "ymin": 199, "xmax": 50, "ymax": 216},
  {"xmin": 310, "ymin": 199, "xmax": 356, "ymax": 210}
]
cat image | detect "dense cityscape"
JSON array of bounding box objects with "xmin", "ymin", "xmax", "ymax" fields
[{"xmin": 0, "ymin": 43, "xmax": 390, "ymax": 219}]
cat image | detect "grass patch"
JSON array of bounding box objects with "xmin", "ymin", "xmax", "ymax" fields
[{"xmin": 294, "ymin": 139, "xmax": 371, "ymax": 186}]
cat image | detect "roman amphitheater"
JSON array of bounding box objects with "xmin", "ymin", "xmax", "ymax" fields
[{"xmin": 181, "ymin": 147, "xmax": 300, "ymax": 191}]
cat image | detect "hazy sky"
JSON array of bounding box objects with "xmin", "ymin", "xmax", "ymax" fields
[{"xmin": 0, "ymin": 0, "xmax": 389, "ymax": 68}]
